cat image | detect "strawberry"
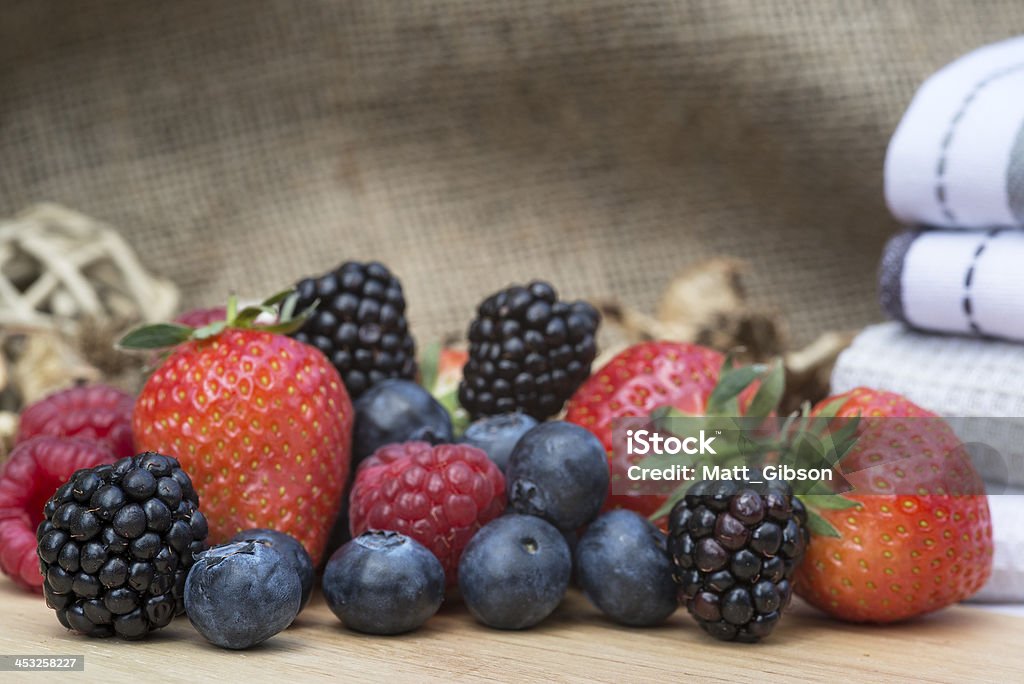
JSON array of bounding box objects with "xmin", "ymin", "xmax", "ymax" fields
[
  {"xmin": 565, "ymin": 341, "xmax": 762, "ymax": 517},
  {"xmin": 124, "ymin": 294, "xmax": 354, "ymax": 564},
  {"xmin": 419, "ymin": 343, "xmax": 470, "ymax": 432},
  {"xmin": 431, "ymin": 347, "xmax": 468, "ymax": 399},
  {"xmin": 174, "ymin": 307, "xmax": 228, "ymax": 328},
  {"xmin": 794, "ymin": 388, "xmax": 993, "ymax": 622}
]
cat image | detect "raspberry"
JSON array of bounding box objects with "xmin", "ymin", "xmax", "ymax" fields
[
  {"xmin": 0, "ymin": 437, "xmax": 116, "ymax": 592},
  {"xmin": 349, "ymin": 442, "xmax": 506, "ymax": 585},
  {"xmin": 174, "ymin": 307, "xmax": 227, "ymax": 328},
  {"xmin": 17, "ymin": 385, "xmax": 135, "ymax": 459}
]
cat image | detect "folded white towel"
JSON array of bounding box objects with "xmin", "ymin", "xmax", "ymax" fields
[
  {"xmin": 831, "ymin": 322, "xmax": 1024, "ymax": 487},
  {"xmin": 879, "ymin": 228, "xmax": 1024, "ymax": 341},
  {"xmin": 885, "ymin": 35, "xmax": 1024, "ymax": 229}
]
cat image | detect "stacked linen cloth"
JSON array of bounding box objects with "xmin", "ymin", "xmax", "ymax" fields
[
  {"xmin": 882, "ymin": 33, "xmax": 1024, "ymax": 339},
  {"xmin": 832, "ymin": 323, "xmax": 1024, "ymax": 489},
  {"xmin": 832, "ymin": 36, "xmax": 1024, "ymax": 602}
]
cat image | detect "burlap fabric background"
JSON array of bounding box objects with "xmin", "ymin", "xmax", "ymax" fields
[{"xmin": 4, "ymin": 1, "xmax": 1024, "ymax": 346}]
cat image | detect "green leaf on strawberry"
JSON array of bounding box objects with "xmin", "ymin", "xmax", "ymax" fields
[{"xmin": 120, "ymin": 291, "xmax": 312, "ymax": 350}]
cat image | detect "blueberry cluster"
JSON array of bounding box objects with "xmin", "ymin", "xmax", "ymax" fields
[
  {"xmin": 668, "ymin": 480, "xmax": 809, "ymax": 642},
  {"xmin": 37, "ymin": 453, "xmax": 208, "ymax": 639},
  {"xmin": 458, "ymin": 281, "xmax": 599, "ymax": 420},
  {"xmin": 293, "ymin": 260, "xmax": 417, "ymax": 398}
]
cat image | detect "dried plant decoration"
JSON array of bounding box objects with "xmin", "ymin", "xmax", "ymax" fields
[
  {"xmin": 0, "ymin": 203, "xmax": 179, "ymax": 332},
  {"xmin": 0, "ymin": 204, "xmax": 172, "ymax": 443},
  {"xmin": 591, "ymin": 259, "xmax": 851, "ymax": 410}
]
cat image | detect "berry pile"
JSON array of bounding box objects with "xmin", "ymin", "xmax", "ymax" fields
[
  {"xmin": 293, "ymin": 261, "xmax": 417, "ymax": 399},
  {"xmin": 459, "ymin": 281, "xmax": 599, "ymax": 420},
  {"xmin": 0, "ymin": 264, "xmax": 996, "ymax": 653},
  {"xmin": 668, "ymin": 480, "xmax": 808, "ymax": 642},
  {"xmin": 37, "ymin": 452, "xmax": 208, "ymax": 639}
]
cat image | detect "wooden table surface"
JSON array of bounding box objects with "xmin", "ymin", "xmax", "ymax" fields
[{"xmin": 1, "ymin": 578, "xmax": 1022, "ymax": 683}]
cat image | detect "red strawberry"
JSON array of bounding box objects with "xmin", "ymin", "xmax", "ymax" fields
[
  {"xmin": 349, "ymin": 441, "xmax": 505, "ymax": 585},
  {"xmin": 16, "ymin": 385, "xmax": 135, "ymax": 459},
  {"xmin": 127, "ymin": 298, "xmax": 354, "ymax": 565},
  {"xmin": 431, "ymin": 347, "xmax": 468, "ymax": 399},
  {"xmin": 0, "ymin": 437, "xmax": 115, "ymax": 592},
  {"xmin": 175, "ymin": 307, "xmax": 228, "ymax": 328},
  {"xmin": 795, "ymin": 388, "xmax": 993, "ymax": 622},
  {"xmin": 565, "ymin": 341, "xmax": 758, "ymax": 516}
]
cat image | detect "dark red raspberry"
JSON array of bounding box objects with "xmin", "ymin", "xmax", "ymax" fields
[
  {"xmin": 174, "ymin": 307, "xmax": 227, "ymax": 328},
  {"xmin": 0, "ymin": 437, "xmax": 115, "ymax": 592},
  {"xmin": 349, "ymin": 442, "xmax": 506, "ymax": 585},
  {"xmin": 16, "ymin": 385, "xmax": 135, "ymax": 459}
]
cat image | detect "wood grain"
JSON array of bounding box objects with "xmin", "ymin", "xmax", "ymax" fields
[{"xmin": 1, "ymin": 578, "xmax": 1022, "ymax": 683}]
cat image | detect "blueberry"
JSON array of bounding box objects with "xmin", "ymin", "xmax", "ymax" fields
[
  {"xmin": 575, "ymin": 510, "xmax": 677, "ymax": 627},
  {"xmin": 184, "ymin": 541, "xmax": 301, "ymax": 649},
  {"xmin": 231, "ymin": 528, "xmax": 315, "ymax": 613},
  {"xmin": 505, "ymin": 421, "xmax": 609, "ymax": 531},
  {"xmin": 458, "ymin": 515, "xmax": 571, "ymax": 630},
  {"xmin": 322, "ymin": 531, "xmax": 444, "ymax": 635},
  {"xmin": 460, "ymin": 413, "xmax": 538, "ymax": 472},
  {"xmin": 352, "ymin": 380, "xmax": 453, "ymax": 464}
]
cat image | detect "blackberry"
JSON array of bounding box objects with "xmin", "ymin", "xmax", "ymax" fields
[
  {"xmin": 667, "ymin": 479, "xmax": 809, "ymax": 643},
  {"xmin": 37, "ymin": 453, "xmax": 208, "ymax": 639},
  {"xmin": 293, "ymin": 260, "xmax": 416, "ymax": 399},
  {"xmin": 458, "ymin": 281, "xmax": 599, "ymax": 420}
]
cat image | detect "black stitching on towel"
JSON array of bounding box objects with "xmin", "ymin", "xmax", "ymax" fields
[
  {"xmin": 962, "ymin": 229, "xmax": 1003, "ymax": 335},
  {"xmin": 935, "ymin": 62, "xmax": 1024, "ymax": 224}
]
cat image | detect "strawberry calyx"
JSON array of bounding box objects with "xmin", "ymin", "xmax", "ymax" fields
[
  {"xmin": 643, "ymin": 355, "xmax": 859, "ymax": 537},
  {"xmin": 119, "ymin": 290, "xmax": 314, "ymax": 350}
]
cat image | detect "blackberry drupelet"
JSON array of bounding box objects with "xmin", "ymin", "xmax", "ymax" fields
[
  {"xmin": 293, "ymin": 261, "xmax": 416, "ymax": 399},
  {"xmin": 668, "ymin": 479, "xmax": 809, "ymax": 643},
  {"xmin": 458, "ymin": 281, "xmax": 599, "ymax": 420},
  {"xmin": 37, "ymin": 452, "xmax": 208, "ymax": 639}
]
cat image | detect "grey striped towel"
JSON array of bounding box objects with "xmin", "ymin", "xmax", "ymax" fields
[{"xmin": 880, "ymin": 228, "xmax": 1024, "ymax": 341}]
